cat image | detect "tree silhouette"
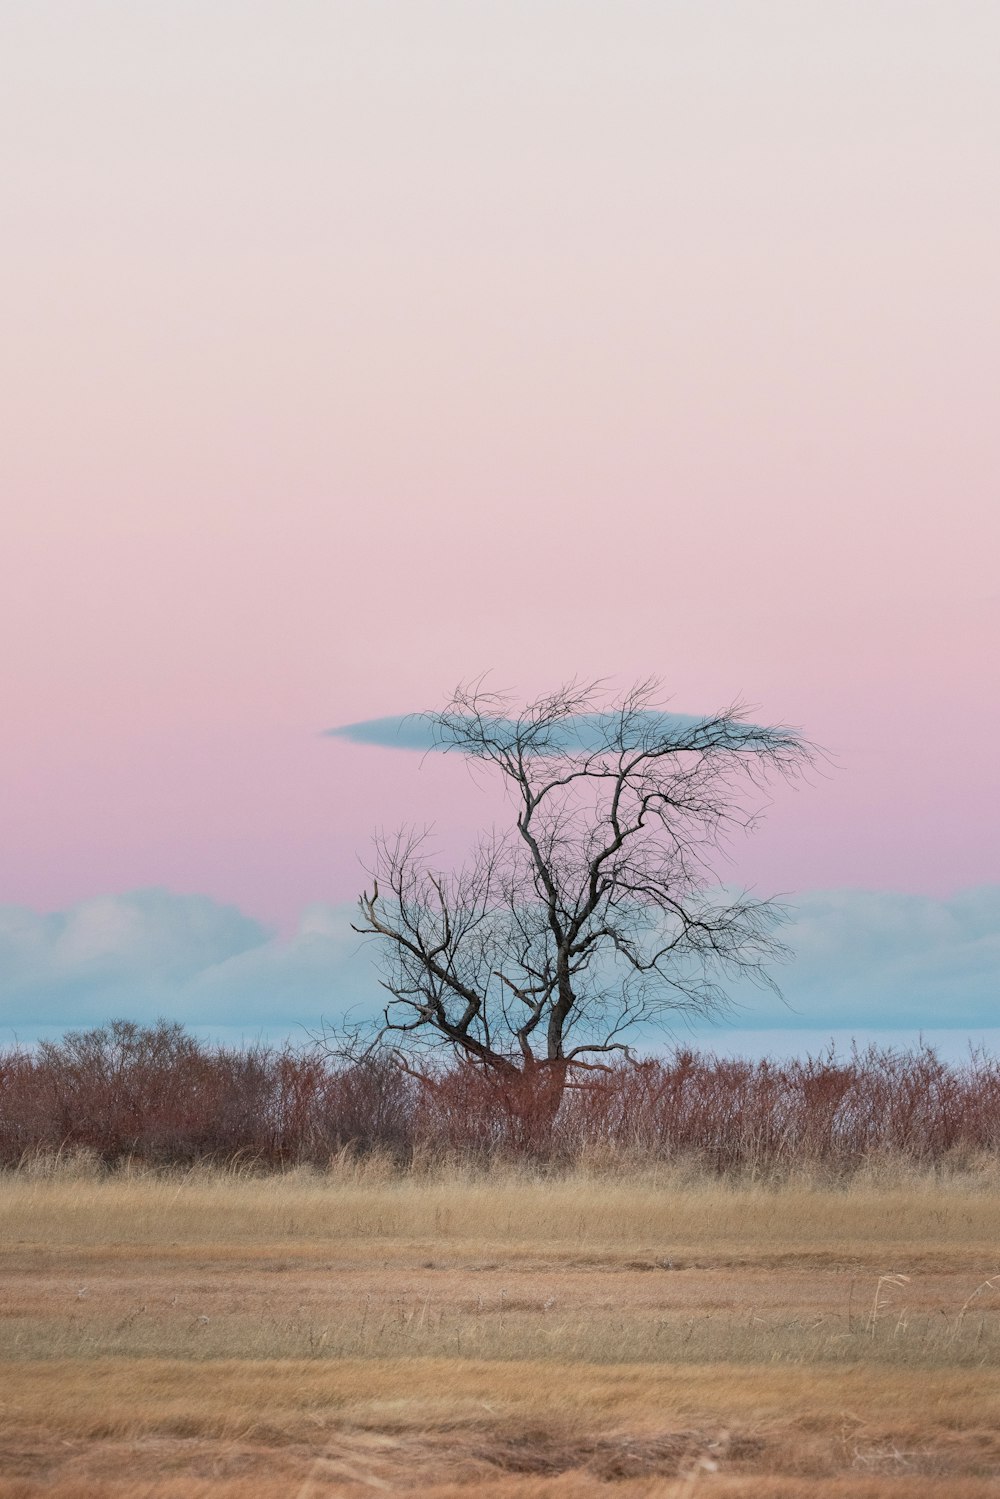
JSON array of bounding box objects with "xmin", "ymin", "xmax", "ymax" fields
[{"xmin": 345, "ymin": 678, "xmax": 812, "ymax": 1113}]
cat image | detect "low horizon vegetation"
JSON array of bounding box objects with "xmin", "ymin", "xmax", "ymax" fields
[{"xmin": 2, "ymin": 1019, "xmax": 1000, "ymax": 1176}]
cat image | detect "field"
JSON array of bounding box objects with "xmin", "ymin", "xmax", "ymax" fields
[{"xmin": 3, "ymin": 1160, "xmax": 1000, "ymax": 1496}]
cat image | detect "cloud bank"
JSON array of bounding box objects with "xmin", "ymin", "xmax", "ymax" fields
[{"xmin": 0, "ymin": 886, "xmax": 997, "ymax": 1051}]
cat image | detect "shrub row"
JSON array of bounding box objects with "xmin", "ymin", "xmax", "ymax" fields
[{"xmin": 1, "ymin": 1019, "xmax": 998, "ymax": 1170}]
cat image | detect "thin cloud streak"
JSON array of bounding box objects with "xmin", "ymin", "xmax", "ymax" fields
[{"xmin": 326, "ymin": 709, "xmax": 769, "ymax": 755}]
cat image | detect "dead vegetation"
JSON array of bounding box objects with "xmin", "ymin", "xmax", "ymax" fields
[
  {"xmin": 2, "ymin": 1164, "xmax": 999, "ymax": 1495},
  {"xmin": 2, "ymin": 1357, "xmax": 1000, "ymax": 1495},
  {"xmin": 5, "ymin": 1021, "xmax": 1000, "ymax": 1173}
]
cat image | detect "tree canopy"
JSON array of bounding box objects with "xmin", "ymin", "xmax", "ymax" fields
[{"xmin": 348, "ymin": 678, "xmax": 812, "ymax": 1087}]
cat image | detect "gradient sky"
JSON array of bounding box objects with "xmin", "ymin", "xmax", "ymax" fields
[{"xmin": 2, "ymin": 4, "xmax": 998, "ymax": 1042}]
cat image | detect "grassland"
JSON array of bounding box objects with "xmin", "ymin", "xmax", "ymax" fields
[{"xmin": 3, "ymin": 1159, "xmax": 1000, "ymax": 1495}]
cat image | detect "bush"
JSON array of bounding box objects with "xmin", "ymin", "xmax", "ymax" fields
[{"xmin": 1, "ymin": 1020, "xmax": 998, "ymax": 1172}]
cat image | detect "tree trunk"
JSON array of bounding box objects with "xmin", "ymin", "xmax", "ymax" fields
[{"xmin": 498, "ymin": 1058, "xmax": 567, "ymax": 1157}]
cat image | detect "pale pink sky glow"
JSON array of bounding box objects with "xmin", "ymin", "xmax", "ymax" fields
[{"xmin": 1, "ymin": 2, "xmax": 998, "ymax": 935}]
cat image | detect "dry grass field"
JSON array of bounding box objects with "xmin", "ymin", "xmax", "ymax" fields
[{"xmin": 3, "ymin": 1158, "xmax": 1000, "ymax": 1496}]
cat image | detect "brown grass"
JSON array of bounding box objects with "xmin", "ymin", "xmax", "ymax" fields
[{"xmin": 2, "ymin": 1166, "xmax": 999, "ymax": 1495}]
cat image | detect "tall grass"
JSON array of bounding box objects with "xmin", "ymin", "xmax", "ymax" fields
[{"xmin": 2, "ymin": 1019, "xmax": 999, "ymax": 1172}]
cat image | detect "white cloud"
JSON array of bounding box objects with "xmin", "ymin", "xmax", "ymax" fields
[
  {"xmin": 0, "ymin": 886, "xmax": 997, "ymax": 1046},
  {"xmin": 756, "ymin": 887, "xmax": 1000, "ymax": 1029},
  {"xmin": 0, "ymin": 890, "xmax": 275, "ymax": 1027}
]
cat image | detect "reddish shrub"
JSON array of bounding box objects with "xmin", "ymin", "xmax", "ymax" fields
[{"xmin": 1, "ymin": 1021, "xmax": 998, "ymax": 1171}]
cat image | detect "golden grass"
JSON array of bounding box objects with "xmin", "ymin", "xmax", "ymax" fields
[
  {"xmin": 3, "ymin": 1164, "xmax": 1000, "ymax": 1494},
  {"xmin": 3, "ymin": 1358, "xmax": 1000, "ymax": 1495},
  {"xmin": 7, "ymin": 1155, "xmax": 1000, "ymax": 1261}
]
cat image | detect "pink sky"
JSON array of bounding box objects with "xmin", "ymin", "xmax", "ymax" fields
[{"xmin": 2, "ymin": 2, "xmax": 998, "ymax": 933}]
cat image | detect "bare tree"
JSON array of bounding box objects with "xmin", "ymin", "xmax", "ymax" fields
[{"xmin": 346, "ymin": 678, "xmax": 811, "ymax": 1108}]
